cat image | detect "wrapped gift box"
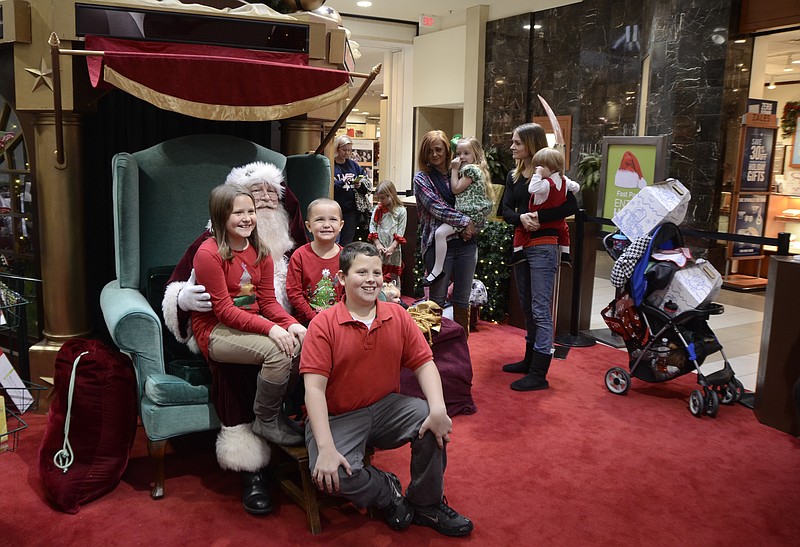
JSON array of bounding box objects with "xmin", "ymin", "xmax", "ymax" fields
[
  {"xmin": 647, "ymin": 260, "xmax": 722, "ymax": 315},
  {"xmin": 613, "ymin": 178, "xmax": 690, "ymax": 241}
]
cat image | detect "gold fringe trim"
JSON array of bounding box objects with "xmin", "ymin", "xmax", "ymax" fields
[{"xmin": 103, "ymin": 66, "xmax": 349, "ymax": 121}]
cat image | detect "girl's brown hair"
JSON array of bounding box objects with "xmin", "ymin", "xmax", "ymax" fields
[
  {"xmin": 374, "ymin": 180, "xmax": 402, "ymax": 211},
  {"xmin": 512, "ymin": 123, "xmax": 548, "ymax": 182},
  {"xmin": 532, "ymin": 147, "xmax": 565, "ymax": 174},
  {"xmin": 209, "ymin": 184, "xmax": 268, "ymax": 263}
]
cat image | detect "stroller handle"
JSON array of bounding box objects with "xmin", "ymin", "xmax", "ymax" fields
[{"xmin": 604, "ymin": 231, "xmax": 623, "ymax": 261}]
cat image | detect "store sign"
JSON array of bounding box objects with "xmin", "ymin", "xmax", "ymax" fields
[
  {"xmin": 747, "ymin": 98, "xmax": 778, "ymax": 116},
  {"xmin": 739, "ymin": 126, "xmax": 774, "ymax": 192},
  {"xmin": 732, "ymin": 194, "xmax": 767, "ymax": 257}
]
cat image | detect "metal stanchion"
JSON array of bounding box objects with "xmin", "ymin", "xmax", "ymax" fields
[{"xmin": 555, "ymin": 209, "xmax": 596, "ymax": 348}]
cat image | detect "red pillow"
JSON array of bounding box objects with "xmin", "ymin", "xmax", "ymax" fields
[{"xmin": 38, "ymin": 338, "xmax": 138, "ymax": 514}]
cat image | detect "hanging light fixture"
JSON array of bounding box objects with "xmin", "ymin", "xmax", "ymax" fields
[
  {"xmin": 767, "ymin": 76, "xmax": 777, "ymax": 90},
  {"xmin": 784, "ymin": 55, "xmax": 795, "ymax": 72}
]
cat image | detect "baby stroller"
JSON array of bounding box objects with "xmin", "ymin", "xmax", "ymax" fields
[{"xmin": 600, "ymin": 222, "xmax": 744, "ymax": 417}]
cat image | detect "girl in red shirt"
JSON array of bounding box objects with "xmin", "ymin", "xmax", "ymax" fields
[{"xmin": 193, "ymin": 184, "xmax": 306, "ymax": 447}]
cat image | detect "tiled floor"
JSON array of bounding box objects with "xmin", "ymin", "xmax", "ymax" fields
[{"xmin": 588, "ymin": 252, "xmax": 765, "ymax": 392}]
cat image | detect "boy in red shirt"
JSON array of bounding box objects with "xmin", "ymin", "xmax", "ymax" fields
[
  {"xmin": 300, "ymin": 242, "xmax": 473, "ymax": 537},
  {"xmin": 287, "ymin": 198, "xmax": 345, "ymax": 325}
]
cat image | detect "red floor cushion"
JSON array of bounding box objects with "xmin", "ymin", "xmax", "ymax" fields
[
  {"xmin": 38, "ymin": 339, "xmax": 138, "ymax": 513},
  {"xmin": 400, "ymin": 317, "xmax": 477, "ymax": 416}
]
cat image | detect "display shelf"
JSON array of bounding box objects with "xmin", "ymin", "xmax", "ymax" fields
[{"xmin": 0, "ymin": 408, "xmax": 28, "ymax": 454}]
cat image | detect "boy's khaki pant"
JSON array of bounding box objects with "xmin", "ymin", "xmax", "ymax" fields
[{"xmin": 305, "ymin": 392, "xmax": 446, "ymax": 509}]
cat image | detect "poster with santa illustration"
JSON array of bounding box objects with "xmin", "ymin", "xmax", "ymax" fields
[{"xmin": 598, "ymin": 137, "xmax": 667, "ymax": 219}]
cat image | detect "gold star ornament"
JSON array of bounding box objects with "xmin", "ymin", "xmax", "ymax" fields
[{"xmin": 25, "ymin": 58, "xmax": 54, "ymax": 92}]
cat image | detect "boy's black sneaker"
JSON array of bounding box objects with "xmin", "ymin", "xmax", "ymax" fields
[
  {"xmin": 560, "ymin": 252, "xmax": 573, "ymax": 267},
  {"xmin": 412, "ymin": 496, "xmax": 473, "ymax": 537},
  {"xmin": 378, "ymin": 473, "xmax": 413, "ymax": 531}
]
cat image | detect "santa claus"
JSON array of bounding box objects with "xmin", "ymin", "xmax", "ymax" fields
[
  {"xmin": 161, "ymin": 161, "xmax": 307, "ymax": 516},
  {"xmin": 614, "ymin": 150, "xmax": 648, "ymax": 189}
]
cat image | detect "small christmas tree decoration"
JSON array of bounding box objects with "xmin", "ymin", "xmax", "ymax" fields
[{"xmin": 310, "ymin": 269, "xmax": 337, "ymax": 311}]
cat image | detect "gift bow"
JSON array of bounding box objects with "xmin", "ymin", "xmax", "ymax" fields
[{"xmin": 407, "ymin": 300, "xmax": 442, "ymax": 345}]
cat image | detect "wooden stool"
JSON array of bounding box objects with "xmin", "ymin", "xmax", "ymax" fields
[{"xmin": 271, "ymin": 444, "xmax": 374, "ymax": 534}]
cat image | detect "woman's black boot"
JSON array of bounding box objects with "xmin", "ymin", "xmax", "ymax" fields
[
  {"xmin": 241, "ymin": 471, "xmax": 273, "ymax": 515},
  {"xmin": 510, "ymin": 352, "xmax": 552, "ymax": 391},
  {"xmin": 502, "ymin": 343, "xmax": 534, "ymax": 373}
]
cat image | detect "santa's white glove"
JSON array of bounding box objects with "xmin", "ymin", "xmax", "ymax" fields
[{"xmin": 178, "ymin": 269, "xmax": 212, "ymax": 313}]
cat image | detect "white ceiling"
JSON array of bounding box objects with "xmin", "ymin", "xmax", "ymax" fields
[
  {"xmin": 762, "ymin": 29, "xmax": 800, "ymax": 86},
  {"xmin": 323, "ymin": 1, "xmax": 800, "ymax": 121},
  {"xmin": 324, "ymin": 0, "xmax": 526, "ymax": 24}
]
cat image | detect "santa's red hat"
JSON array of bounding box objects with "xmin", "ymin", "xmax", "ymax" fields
[{"xmin": 614, "ymin": 150, "xmax": 647, "ymax": 189}]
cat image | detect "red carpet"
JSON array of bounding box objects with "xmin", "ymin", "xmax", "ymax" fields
[{"xmin": 3, "ymin": 321, "xmax": 799, "ymax": 546}]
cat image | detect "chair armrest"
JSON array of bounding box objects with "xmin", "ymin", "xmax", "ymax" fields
[{"xmin": 101, "ymin": 280, "xmax": 165, "ymax": 393}]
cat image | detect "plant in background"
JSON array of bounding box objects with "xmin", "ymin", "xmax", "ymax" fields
[
  {"xmin": 414, "ymin": 220, "xmax": 514, "ymax": 322},
  {"xmin": 780, "ymin": 101, "xmax": 800, "ymax": 139},
  {"xmin": 485, "ymin": 145, "xmax": 512, "ymax": 184},
  {"xmin": 475, "ymin": 220, "xmax": 514, "ymax": 322},
  {"xmin": 574, "ymin": 151, "xmax": 602, "ymax": 191}
]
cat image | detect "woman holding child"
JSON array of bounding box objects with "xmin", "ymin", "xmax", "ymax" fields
[
  {"xmin": 414, "ymin": 130, "xmax": 478, "ymax": 337},
  {"xmin": 501, "ymin": 123, "xmax": 578, "ymax": 392}
]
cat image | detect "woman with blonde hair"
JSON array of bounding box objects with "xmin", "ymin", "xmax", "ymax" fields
[{"xmin": 332, "ymin": 134, "xmax": 370, "ymax": 245}]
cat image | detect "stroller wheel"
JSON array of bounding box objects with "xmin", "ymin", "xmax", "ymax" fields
[
  {"xmin": 689, "ymin": 390, "xmax": 704, "ymax": 417},
  {"xmin": 721, "ymin": 379, "xmax": 744, "ymax": 405},
  {"xmin": 605, "ymin": 367, "xmax": 630, "ymax": 395},
  {"xmin": 731, "ymin": 378, "xmax": 745, "ymax": 403},
  {"xmin": 705, "ymin": 390, "xmax": 720, "ymax": 417}
]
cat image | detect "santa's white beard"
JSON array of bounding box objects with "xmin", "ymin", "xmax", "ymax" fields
[
  {"xmin": 614, "ymin": 169, "xmax": 647, "ymax": 189},
  {"xmin": 257, "ymin": 206, "xmax": 295, "ymax": 312},
  {"xmin": 257, "ymin": 206, "xmax": 294, "ymax": 258}
]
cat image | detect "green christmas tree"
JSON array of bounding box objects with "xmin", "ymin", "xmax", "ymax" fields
[{"xmin": 310, "ymin": 269, "xmax": 337, "ymax": 311}]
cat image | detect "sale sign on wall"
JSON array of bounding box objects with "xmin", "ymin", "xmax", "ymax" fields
[{"xmin": 739, "ymin": 125, "xmax": 775, "ymax": 192}]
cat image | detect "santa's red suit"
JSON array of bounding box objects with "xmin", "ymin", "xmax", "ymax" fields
[{"xmin": 161, "ymin": 162, "xmax": 307, "ymax": 474}]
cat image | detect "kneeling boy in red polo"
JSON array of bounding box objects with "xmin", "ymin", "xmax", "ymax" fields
[{"xmin": 300, "ymin": 242, "xmax": 473, "ymax": 537}]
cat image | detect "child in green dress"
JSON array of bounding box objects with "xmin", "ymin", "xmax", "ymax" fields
[{"xmin": 423, "ymin": 136, "xmax": 493, "ymax": 286}]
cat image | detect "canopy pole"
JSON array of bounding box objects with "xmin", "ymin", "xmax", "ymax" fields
[
  {"xmin": 49, "ymin": 33, "xmax": 66, "ymax": 168},
  {"xmin": 316, "ymin": 63, "xmax": 382, "ymax": 155}
]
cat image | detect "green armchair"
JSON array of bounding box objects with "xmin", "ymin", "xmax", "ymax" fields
[{"xmin": 100, "ymin": 134, "xmax": 330, "ymax": 498}]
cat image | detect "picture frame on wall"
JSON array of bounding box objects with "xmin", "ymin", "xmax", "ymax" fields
[
  {"xmin": 792, "ymin": 120, "xmax": 800, "ymax": 167},
  {"xmin": 597, "ymin": 136, "xmax": 667, "ymax": 219},
  {"xmin": 773, "ymin": 145, "xmax": 785, "ymax": 176}
]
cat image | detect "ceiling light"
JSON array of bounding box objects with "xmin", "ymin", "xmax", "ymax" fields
[
  {"xmin": 361, "ymin": 112, "xmax": 370, "ymax": 115},
  {"xmin": 356, "ymin": 1, "xmax": 372, "ymax": 7},
  {"xmin": 785, "ymin": 55, "xmax": 795, "ymax": 71},
  {"xmin": 734, "ymin": 38, "xmax": 746, "ymax": 44},
  {"xmin": 352, "ymin": 108, "xmax": 359, "ymax": 112},
  {"xmin": 533, "ymin": 24, "xmax": 542, "ymax": 30},
  {"xmin": 523, "ymin": 24, "xmax": 531, "ymax": 30},
  {"xmin": 767, "ymin": 77, "xmax": 776, "ymax": 90}
]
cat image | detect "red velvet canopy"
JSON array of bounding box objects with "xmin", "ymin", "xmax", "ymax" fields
[{"xmin": 85, "ymin": 36, "xmax": 350, "ymax": 121}]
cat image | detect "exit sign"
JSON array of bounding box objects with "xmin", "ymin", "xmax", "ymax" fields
[{"xmin": 421, "ymin": 15, "xmax": 435, "ymax": 27}]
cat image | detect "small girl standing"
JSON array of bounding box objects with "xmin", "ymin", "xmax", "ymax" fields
[
  {"xmin": 192, "ymin": 184, "xmax": 307, "ymax": 447},
  {"xmin": 368, "ymin": 180, "xmax": 407, "ymax": 287},
  {"xmin": 423, "ymin": 136, "xmax": 493, "ymax": 286}
]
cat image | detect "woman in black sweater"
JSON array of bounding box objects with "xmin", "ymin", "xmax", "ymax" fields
[{"xmin": 501, "ymin": 123, "xmax": 578, "ymax": 391}]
